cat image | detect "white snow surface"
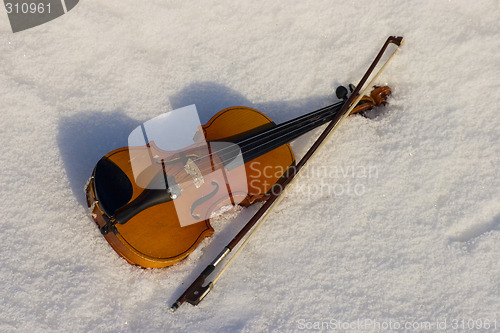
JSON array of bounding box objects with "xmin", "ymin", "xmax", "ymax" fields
[{"xmin": 1, "ymin": 1, "xmax": 499, "ymax": 332}]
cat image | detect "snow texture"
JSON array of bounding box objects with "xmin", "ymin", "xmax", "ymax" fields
[{"xmin": 1, "ymin": 0, "xmax": 499, "ymax": 332}]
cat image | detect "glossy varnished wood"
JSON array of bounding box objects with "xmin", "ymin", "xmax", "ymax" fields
[{"xmin": 88, "ymin": 106, "xmax": 295, "ymax": 268}]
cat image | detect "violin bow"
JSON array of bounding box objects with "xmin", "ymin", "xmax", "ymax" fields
[{"xmin": 171, "ymin": 36, "xmax": 404, "ymax": 312}]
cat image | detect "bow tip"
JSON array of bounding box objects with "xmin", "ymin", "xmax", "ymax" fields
[{"xmin": 170, "ymin": 301, "xmax": 181, "ymax": 313}]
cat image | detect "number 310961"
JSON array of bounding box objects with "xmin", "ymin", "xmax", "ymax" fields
[{"xmin": 5, "ymin": 2, "xmax": 52, "ymax": 14}]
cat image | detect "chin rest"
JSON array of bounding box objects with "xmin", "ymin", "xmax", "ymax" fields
[{"xmin": 93, "ymin": 157, "xmax": 133, "ymax": 216}]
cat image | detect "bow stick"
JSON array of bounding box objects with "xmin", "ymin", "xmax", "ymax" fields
[{"xmin": 171, "ymin": 36, "xmax": 404, "ymax": 312}]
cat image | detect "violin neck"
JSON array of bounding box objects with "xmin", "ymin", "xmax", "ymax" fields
[{"xmin": 235, "ymin": 100, "xmax": 345, "ymax": 164}]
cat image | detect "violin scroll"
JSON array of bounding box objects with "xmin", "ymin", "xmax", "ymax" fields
[
  {"xmin": 370, "ymin": 85, "xmax": 391, "ymax": 105},
  {"xmin": 351, "ymin": 85, "xmax": 391, "ymax": 115}
]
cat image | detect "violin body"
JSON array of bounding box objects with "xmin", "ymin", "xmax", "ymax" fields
[
  {"xmin": 85, "ymin": 106, "xmax": 295, "ymax": 268},
  {"xmin": 85, "ymin": 86, "xmax": 391, "ymax": 268}
]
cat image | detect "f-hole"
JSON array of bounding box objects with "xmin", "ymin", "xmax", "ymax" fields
[{"xmin": 190, "ymin": 181, "xmax": 219, "ymax": 219}]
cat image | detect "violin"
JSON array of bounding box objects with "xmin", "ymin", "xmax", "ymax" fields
[{"xmin": 84, "ymin": 85, "xmax": 391, "ymax": 268}]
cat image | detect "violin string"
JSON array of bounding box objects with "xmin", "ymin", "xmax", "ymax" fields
[
  {"xmin": 169, "ymin": 110, "xmax": 342, "ymax": 192},
  {"xmin": 176, "ymin": 86, "xmax": 384, "ymax": 192},
  {"xmin": 196, "ymin": 87, "xmax": 385, "ymax": 170},
  {"xmin": 219, "ymin": 112, "xmax": 337, "ymax": 165},
  {"xmin": 171, "ymin": 86, "xmax": 385, "ymax": 192},
  {"xmin": 176, "ymin": 108, "xmax": 340, "ymax": 182},
  {"xmin": 161, "ymin": 101, "xmax": 345, "ymax": 183},
  {"xmin": 231, "ymin": 101, "xmax": 343, "ymax": 149},
  {"xmin": 158, "ymin": 88, "xmax": 378, "ymax": 192}
]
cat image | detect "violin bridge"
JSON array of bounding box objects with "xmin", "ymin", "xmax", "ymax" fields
[{"xmin": 184, "ymin": 158, "xmax": 204, "ymax": 188}]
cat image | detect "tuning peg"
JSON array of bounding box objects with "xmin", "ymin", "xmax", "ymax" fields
[{"xmin": 335, "ymin": 85, "xmax": 349, "ymax": 101}]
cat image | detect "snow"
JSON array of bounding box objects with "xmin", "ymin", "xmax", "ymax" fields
[{"xmin": 1, "ymin": 0, "xmax": 499, "ymax": 331}]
